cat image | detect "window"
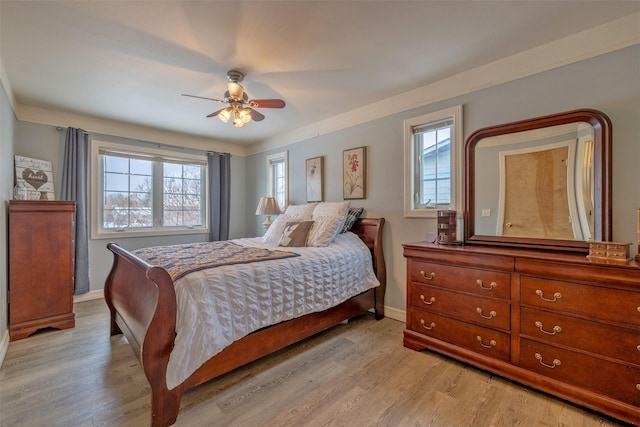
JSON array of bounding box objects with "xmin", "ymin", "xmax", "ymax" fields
[
  {"xmin": 92, "ymin": 140, "xmax": 208, "ymax": 238},
  {"xmin": 404, "ymin": 105, "xmax": 463, "ymax": 217},
  {"xmin": 266, "ymin": 151, "xmax": 288, "ymax": 210}
]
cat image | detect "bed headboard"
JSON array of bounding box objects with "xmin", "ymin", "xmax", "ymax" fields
[{"xmin": 351, "ymin": 217, "xmax": 386, "ymax": 318}]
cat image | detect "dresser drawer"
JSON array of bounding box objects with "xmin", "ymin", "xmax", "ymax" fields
[
  {"xmin": 521, "ymin": 307, "xmax": 640, "ymax": 366},
  {"xmin": 520, "ymin": 338, "xmax": 640, "ymax": 407},
  {"xmin": 521, "ymin": 276, "xmax": 640, "ymax": 327},
  {"xmin": 408, "ymin": 259, "xmax": 511, "ymax": 299},
  {"xmin": 410, "ymin": 284, "xmax": 511, "ymax": 331},
  {"xmin": 409, "ymin": 309, "xmax": 510, "ymax": 361}
]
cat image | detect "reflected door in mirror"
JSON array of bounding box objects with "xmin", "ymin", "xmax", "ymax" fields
[{"xmin": 502, "ymin": 145, "xmax": 573, "ymax": 239}]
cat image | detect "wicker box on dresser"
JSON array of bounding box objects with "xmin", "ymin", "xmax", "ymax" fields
[{"xmin": 403, "ymin": 242, "xmax": 640, "ymax": 425}]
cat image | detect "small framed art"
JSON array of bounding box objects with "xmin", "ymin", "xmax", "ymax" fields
[
  {"xmin": 306, "ymin": 156, "xmax": 323, "ymax": 202},
  {"xmin": 14, "ymin": 155, "xmax": 55, "ymax": 200},
  {"xmin": 343, "ymin": 146, "xmax": 366, "ymax": 200}
]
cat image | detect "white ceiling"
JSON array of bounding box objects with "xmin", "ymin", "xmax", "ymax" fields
[{"xmin": 1, "ymin": 1, "xmax": 639, "ymax": 147}]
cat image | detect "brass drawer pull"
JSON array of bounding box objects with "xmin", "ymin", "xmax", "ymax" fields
[
  {"xmin": 637, "ymin": 384, "xmax": 640, "ymax": 391},
  {"xmin": 476, "ymin": 279, "xmax": 497, "ymax": 291},
  {"xmin": 535, "ymin": 289, "xmax": 561, "ymax": 302},
  {"xmin": 535, "ymin": 353, "xmax": 561, "ymax": 369},
  {"xmin": 535, "ymin": 321, "xmax": 562, "ymax": 335},
  {"xmin": 420, "ymin": 271, "xmax": 436, "ymax": 280},
  {"xmin": 637, "ymin": 345, "xmax": 640, "ymax": 352},
  {"xmin": 476, "ymin": 336, "xmax": 496, "ymax": 349},
  {"xmin": 420, "ymin": 295, "xmax": 436, "ymax": 305},
  {"xmin": 420, "ymin": 319, "xmax": 436, "ymax": 330},
  {"xmin": 476, "ymin": 307, "xmax": 497, "ymax": 319}
]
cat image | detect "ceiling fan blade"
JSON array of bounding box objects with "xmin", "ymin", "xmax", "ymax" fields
[
  {"xmin": 206, "ymin": 109, "xmax": 224, "ymax": 118},
  {"xmin": 248, "ymin": 99, "xmax": 286, "ymax": 109},
  {"xmin": 182, "ymin": 94, "xmax": 226, "ymax": 103},
  {"xmin": 247, "ymin": 108, "xmax": 265, "ymax": 122}
]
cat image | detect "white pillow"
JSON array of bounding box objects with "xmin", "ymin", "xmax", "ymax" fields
[
  {"xmin": 284, "ymin": 203, "xmax": 317, "ymax": 220},
  {"xmin": 307, "ymin": 216, "xmax": 346, "ymax": 247},
  {"xmin": 312, "ymin": 201, "xmax": 350, "ymax": 219},
  {"xmin": 262, "ymin": 214, "xmax": 303, "ymax": 244}
]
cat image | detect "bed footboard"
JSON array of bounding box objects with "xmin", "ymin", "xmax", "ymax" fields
[{"xmin": 104, "ymin": 243, "xmax": 184, "ymax": 426}]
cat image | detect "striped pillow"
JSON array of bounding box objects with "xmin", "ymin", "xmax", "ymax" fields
[{"xmin": 340, "ymin": 207, "xmax": 364, "ymax": 233}]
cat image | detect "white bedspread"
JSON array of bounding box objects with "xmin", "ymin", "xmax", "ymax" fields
[{"xmin": 166, "ymin": 232, "xmax": 380, "ymax": 389}]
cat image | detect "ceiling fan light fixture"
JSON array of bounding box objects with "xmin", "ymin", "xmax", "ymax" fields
[
  {"xmin": 218, "ymin": 107, "xmax": 232, "ymax": 123},
  {"xmin": 228, "ymin": 82, "xmax": 244, "ymax": 100},
  {"xmin": 239, "ymin": 108, "xmax": 252, "ymax": 124}
]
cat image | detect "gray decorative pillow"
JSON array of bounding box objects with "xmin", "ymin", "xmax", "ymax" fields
[
  {"xmin": 278, "ymin": 221, "xmax": 314, "ymax": 247},
  {"xmin": 340, "ymin": 207, "xmax": 364, "ymax": 233}
]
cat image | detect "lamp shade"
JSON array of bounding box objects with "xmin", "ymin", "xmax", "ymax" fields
[{"xmin": 255, "ymin": 196, "xmax": 281, "ymax": 216}]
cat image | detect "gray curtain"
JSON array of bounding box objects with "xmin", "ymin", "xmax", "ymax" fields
[
  {"xmin": 61, "ymin": 128, "xmax": 90, "ymax": 295},
  {"xmin": 208, "ymin": 152, "xmax": 231, "ymax": 241}
]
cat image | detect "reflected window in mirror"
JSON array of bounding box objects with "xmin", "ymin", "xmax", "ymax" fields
[{"xmin": 404, "ymin": 105, "xmax": 463, "ymax": 218}]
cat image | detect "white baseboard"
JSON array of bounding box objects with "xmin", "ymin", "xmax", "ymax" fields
[
  {"xmin": 73, "ymin": 289, "xmax": 104, "ymax": 303},
  {"xmin": 0, "ymin": 329, "xmax": 9, "ymax": 369},
  {"xmin": 383, "ymin": 305, "xmax": 405, "ymax": 323}
]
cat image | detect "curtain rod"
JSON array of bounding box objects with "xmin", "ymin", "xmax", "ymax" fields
[{"xmin": 55, "ymin": 125, "xmax": 230, "ymax": 157}]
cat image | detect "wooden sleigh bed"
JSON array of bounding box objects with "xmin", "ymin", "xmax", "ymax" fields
[{"xmin": 104, "ymin": 217, "xmax": 386, "ymax": 427}]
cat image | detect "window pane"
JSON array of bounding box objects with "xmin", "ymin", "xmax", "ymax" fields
[
  {"xmin": 102, "ymin": 155, "xmax": 153, "ymax": 228},
  {"xmin": 162, "ymin": 162, "xmax": 203, "ymax": 227},
  {"xmin": 130, "ymin": 158, "xmax": 152, "ymax": 175},
  {"xmin": 130, "ymin": 174, "xmax": 151, "ymax": 192},
  {"xmin": 104, "ymin": 172, "xmax": 129, "ymax": 192},
  {"xmin": 415, "ymin": 125, "xmax": 452, "ymax": 207},
  {"xmin": 164, "ymin": 162, "xmax": 183, "ymax": 178},
  {"xmin": 104, "ymin": 156, "xmax": 129, "ymax": 173},
  {"xmin": 272, "ymin": 159, "xmax": 286, "ymax": 209},
  {"xmin": 130, "ymin": 208, "xmax": 152, "ymax": 227}
]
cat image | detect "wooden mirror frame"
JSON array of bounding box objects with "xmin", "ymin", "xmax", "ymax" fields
[{"xmin": 464, "ymin": 109, "xmax": 612, "ymax": 253}]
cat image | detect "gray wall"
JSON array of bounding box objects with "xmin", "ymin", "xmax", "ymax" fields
[
  {"xmin": 13, "ymin": 122, "xmax": 249, "ymax": 292},
  {"xmin": 2, "ymin": 44, "xmax": 638, "ymax": 323},
  {"xmin": 0, "ymin": 81, "xmax": 16, "ymax": 339},
  {"xmin": 247, "ymin": 45, "xmax": 640, "ymax": 313}
]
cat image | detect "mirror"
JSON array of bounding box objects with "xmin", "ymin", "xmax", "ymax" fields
[{"xmin": 465, "ymin": 109, "xmax": 611, "ymax": 252}]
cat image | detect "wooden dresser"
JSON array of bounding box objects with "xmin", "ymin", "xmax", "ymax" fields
[
  {"xmin": 9, "ymin": 200, "xmax": 76, "ymax": 340},
  {"xmin": 403, "ymin": 242, "xmax": 640, "ymax": 425}
]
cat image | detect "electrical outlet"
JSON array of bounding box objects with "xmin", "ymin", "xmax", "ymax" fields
[{"xmin": 481, "ymin": 209, "xmax": 491, "ymax": 217}]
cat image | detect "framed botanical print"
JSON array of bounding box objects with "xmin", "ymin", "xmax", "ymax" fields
[
  {"xmin": 343, "ymin": 146, "xmax": 366, "ymax": 199},
  {"xmin": 305, "ymin": 156, "xmax": 323, "ymax": 202}
]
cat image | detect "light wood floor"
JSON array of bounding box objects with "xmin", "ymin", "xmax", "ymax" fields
[{"xmin": 0, "ymin": 299, "xmax": 632, "ymax": 427}]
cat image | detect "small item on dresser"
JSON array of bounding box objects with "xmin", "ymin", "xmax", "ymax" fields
[
  {"xmin": 586, "ymin": 241, "xmax": 632, "ymax": 263},
  {"xmin": 436, "ymin": 210, "xmax": 461, "ymax": 245}
]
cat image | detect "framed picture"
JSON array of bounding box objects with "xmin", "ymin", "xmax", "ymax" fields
[
  {"xmin": 306, "ymin": 156, "xmax": 324, "ymax": 202},
  {"xmin": 14, "ymin": 155, "xmax": 55, "ymax": 200},
  {"xmin": 343, "ymin": 146, "xmax": 366, "ymax": 199}
]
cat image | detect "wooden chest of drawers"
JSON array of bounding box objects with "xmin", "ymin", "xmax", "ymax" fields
[
  {"xmin": 403, "ymin": 242, "xmax": 640, "ymax": 425},
  {"xmin": 9, "ymin": 200, "xmax": 76, "ymax": 340}
]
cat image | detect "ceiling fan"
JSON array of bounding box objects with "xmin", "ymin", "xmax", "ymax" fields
[{"xmin": 182, "ymin": 70, "xmax": 285, "ymax": 128}]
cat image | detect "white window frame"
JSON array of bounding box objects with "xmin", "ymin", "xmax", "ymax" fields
[
  {"xmin": 90, "ymin": 139, "xmax": 209, "ymax": 239},
  {"xmin": 266, "ymin": 151, "xmax": 289, "ymax": 211},
  {"xmin": 404, "ymin": 105, "xmax": 463, "ymax": 218}
]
